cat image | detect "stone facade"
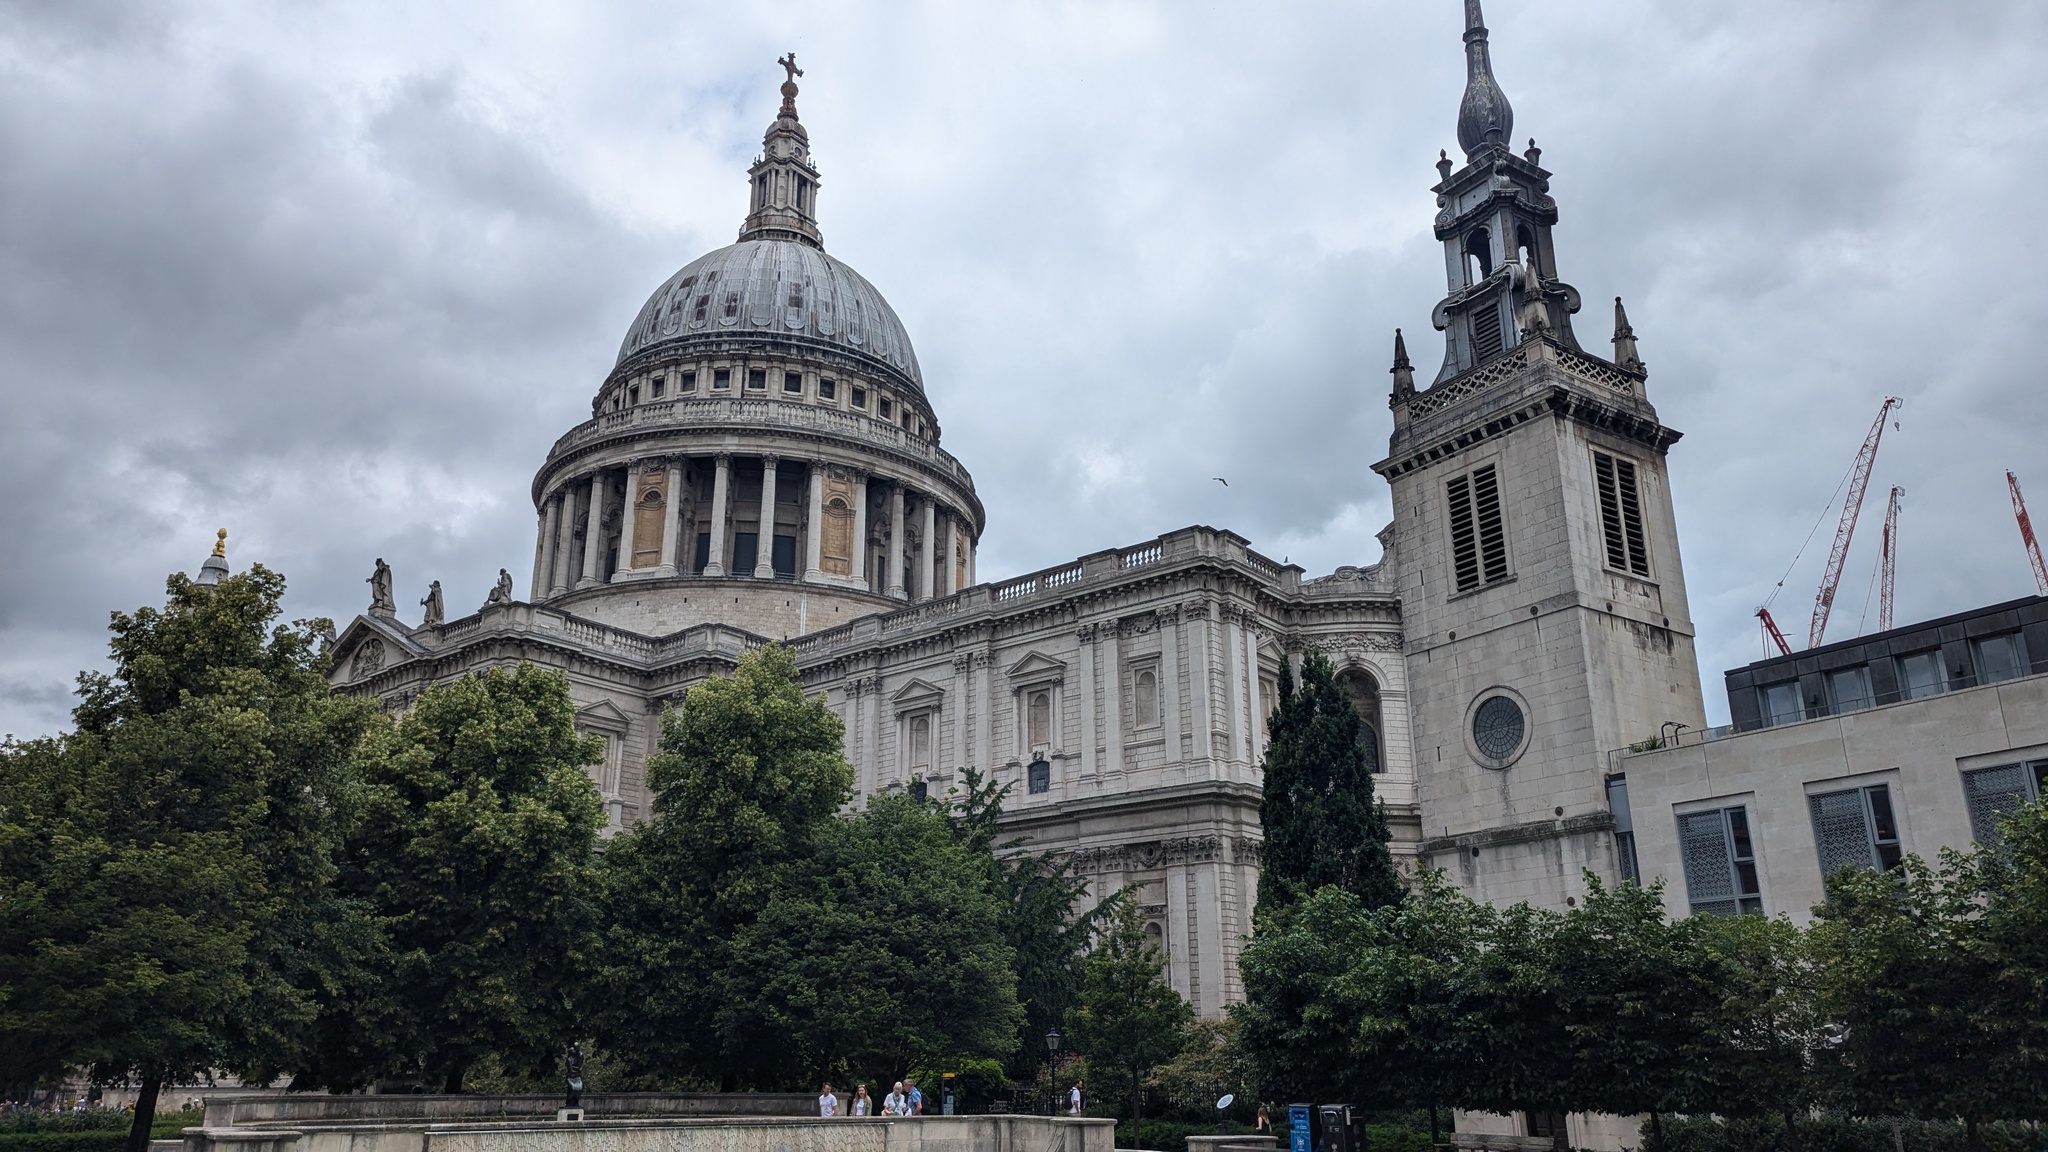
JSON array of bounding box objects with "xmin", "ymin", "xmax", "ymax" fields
[{"xmin": 326, "ymin": 6, "xmax": 1699, "ymax": 1051}]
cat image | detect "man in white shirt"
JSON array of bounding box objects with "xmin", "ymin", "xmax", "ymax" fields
[
  {"xmin": 818, "ymin": 1084, "xmax": 839, "ymax": 1118},
  {"xmin": 1068, "ymin": 1080, "xmax": 1083, "ymax": 1115}
]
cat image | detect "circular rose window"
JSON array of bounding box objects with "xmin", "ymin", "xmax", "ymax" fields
[{"xmin": 1472, "ymin": 696, "xmax": 1526, "ymax": 761}]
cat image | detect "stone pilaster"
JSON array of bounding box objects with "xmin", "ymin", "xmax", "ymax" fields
[
  {"xmin": 755, "ymin": 455, "xmax": 780, "ymax": 579},
  {"xmin": 703, "ymin": 454, "xmax": 731, "ymax": 578}
]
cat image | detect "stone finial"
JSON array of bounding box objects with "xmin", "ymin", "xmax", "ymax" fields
[
  {"xmin": 1524, "ymin": 137, "xmax": 1541, "ymax": 166},
  {"xmin": 197, "ymin": 529, "xmax": 230, "ymax": 587},
  {"xmin": 1390, "ymin": 328, "xmax": 1416, "ymax": 401},
  {"xmin": 1437, "ymin": 149, "xmax": 1453, "ymax": 182},
  {"xmin": 1612, "ymin": 296, "xmax": 1645, "ymax": 373},
  {"xmin": 1456, "ymin": 0, "xmax": 1514, "ymax": 158},
  {"xmin": 777, "ymin": 52, "xmax": 804, "ymax": 116}
]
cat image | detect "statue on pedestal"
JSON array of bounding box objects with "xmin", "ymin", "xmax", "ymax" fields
[
  {"xmin": 420, "ymin": 581, "xmax": 444, "ymax": 627},
  {"xmin": 564, "ymin": 1042, "xmax": 584, "ymax": 1110},
  {"xmin": 367, "ymin": 558, "xmax": 396, "ymax": 617},
  {"xmin": 487, "ymin": 569, "xmax": 515, "ymax": 606}
]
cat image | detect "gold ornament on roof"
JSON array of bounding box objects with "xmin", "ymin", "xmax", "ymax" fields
[{"xmin": 213, "ymin": 528, "xmax": 228, "ymax": 557}]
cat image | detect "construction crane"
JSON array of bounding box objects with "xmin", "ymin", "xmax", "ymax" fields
[
  {"xmin": 1878, "ymin": 485, "xmax": 1903, "ymax": 632},
  {"xmin": 1810, "ymin": 396, "xmax": 1902, "ymax": 648},
  {"xmin": 2010, "ymin": 470, "xmax": 2048, "ymax": 596},
  {"xmin": 1756, "ymin": 606, "xmax": 1793, "ymax": 657}
]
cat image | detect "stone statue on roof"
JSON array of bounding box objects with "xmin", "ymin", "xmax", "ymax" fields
[
  {"xmin": 367, "ymin": 558, "xmax": 396, "ymax": 617},
  {"xmin": 420, "ymin": 580, "xmax": 444, "ymax": 627}
]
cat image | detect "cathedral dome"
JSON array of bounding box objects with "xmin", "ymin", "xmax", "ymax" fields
[{"xmin": 614, "ymin": 238, "xmax": 924, "ymax": 396}]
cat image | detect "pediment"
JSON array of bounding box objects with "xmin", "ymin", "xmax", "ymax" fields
[
  {"xmin": 891, "ymin": 678, "xmax": 946, "ymax": 711},
  {"xmin": 1006, "ymin": 650, "xmax": 1066, "ymax": 686},
  {"xmin": 575, "ymin": 699, "xmax": 634, "ymax": 735},
  {"xmin": 330, "ymin": 614, "xmax": 425, "ymax": 684}
]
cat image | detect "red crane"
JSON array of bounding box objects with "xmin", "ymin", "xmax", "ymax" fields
[
  {"xmin": 1878, "ymin": 485, "xmax": 1903, "ymax": 632},
  {"xmin": 1756, "ymin": 606, "xmax": 1792, "ymax": 657},
  {"xmin": 1810, "ymin": 396, "xmax": 1901, "ymax": 648},
  {"xmin": 2010, "ymin": 470, "xmax": 2048, "ymax": 596}
]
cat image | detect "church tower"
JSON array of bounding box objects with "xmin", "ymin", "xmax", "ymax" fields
[{"xmin": 1374, "ymin": 0, "xmax": 1707, "ymax": 905}]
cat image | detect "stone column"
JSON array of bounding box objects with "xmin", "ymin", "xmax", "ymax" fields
[
  {"xmin": 1078, "ymin": 624, "xmax": 1099, "ymax": 780},
  {"xmin": 656, "ymin": 460, "xmax": 682, "ymax": 577},
  {"xmin": 804, "ymin": 465, "xmax": 825, "ymax": 581},
  {"xmin": 577, "ymin": 473, "xmax": 607, "ymax": 589},
  {"xmin": 620, "ymin": 460, "xmax": 645, "ymax": 573},
  {"xmin": 1189, "ymin": 602, "xmax": 1215, "ymax": 764},
  {"xmin": 1160, "ymin": 608, "xmax": 1183, "ymax": 765},
  {"xmin": 1240, "ymin": 614, "xmax": 1260, "ymax": 767},
  {"xmin": 534, "ymin": 498, "xmax": 559, "ymax": 600},
  {"xmin": 887, "ymin": 483, "xmax": 907, "ymax": 599},
  {"xmin": 941, "ymin": 512, "xmax": 957, "ymax": 597},
  {"xmin": 549, "ymin": 488, "xmax": 576, "ymax": 596},
  {"xmin": 702, "ymin": 454, "xmax": 731, "ymax": 577},
  {"xmin": 919, "ymin": 497, "xmax": 936, "ymax": 602},
  {"xmin": 1104, "ymin": 621, "xmax": 1124, "ymax": 782},
  {"xmin": 1222, "ymin": 606, "xmax": 1245, "ymax": 771},
  {"xmin": 851, "ymin": 472, "xmax": 870, "ymax": 588},
  {"xmin": 755, "ymin": 456, "xmax": 780, "ymax": 579},
  {"xmin": 975, "ymin": 650, "xmax": 993, "ymax": 769},
  {"xmin": 950, "ymin": 653, "xmax": 970, "ymax": 771},
  {"xmin": 966, "ymin": 537, "xmax": 977, "ymax": 588}
]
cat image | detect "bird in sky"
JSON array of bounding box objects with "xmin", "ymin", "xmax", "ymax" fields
[{"xmin": 1213, "ymin": 477, "xmax": 1228, "ymax": 486}]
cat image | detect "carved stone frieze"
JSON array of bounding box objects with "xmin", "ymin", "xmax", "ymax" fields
[
  {"xmin": 1304, "ymin": 632, "xmax": 1405, "ymax": 654},
  {"xmin": 1067, "ymin": 835, "xmax": 1223, "ymax": 874}
]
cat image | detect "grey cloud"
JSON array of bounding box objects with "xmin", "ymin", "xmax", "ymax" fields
[{"xmin": 4, "ymin": 0, "xmax": 2047, "ymax": 736}]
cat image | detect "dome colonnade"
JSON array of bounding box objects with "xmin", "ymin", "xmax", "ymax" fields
[{"xmin": 525, "ymin": 54, "xmax": 982, "ymax": 639}]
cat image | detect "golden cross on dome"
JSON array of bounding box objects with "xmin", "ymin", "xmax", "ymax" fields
[{"xmin": 778, "ymin": 53, "xmax": 803, "ymax": 83}]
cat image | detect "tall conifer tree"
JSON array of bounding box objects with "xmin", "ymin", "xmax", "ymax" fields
[{"xmin": 1254, "ymin": 649, "xmax": 1400, "ymax": 921}]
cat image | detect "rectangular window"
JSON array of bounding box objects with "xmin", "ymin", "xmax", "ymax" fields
[
  {"xmin": 733, "ymin": 532, "xmax": 759, "ymax": 574},
  {"xmin": 1961, "ymin": 760, "xmax": 2048, "ymax": 846},
  {"xmin": 627, "ymin": 385, "xmax": 639, "ymax": 404},
  {"xmin": 1677, "ymin": 805, "xmax": 1763, "ymax": 916},
  {"xmin": 1760, "ymin": 681, "xmax": 1804, "ymax": 727},
  {"xmin": 1470, "ymin": 301, "xmax": 1504, "ymax": 360},
  {"xmin": 713, "ymin": 368, "xmax": 731, "ymax": 390},
  {"xmin": 879, "ymin": 398, "xmax": 894, "ymax": 419},
  {"xmin": 852, "ymin": 385, "xmax": 868, "ymax": 409},
  {"xmin": 819, "ymin": 378, "xmax": 837, "ymax": 400},
  {"xmin": 1974, "ymin": 633, "xmax": 2029, "ymax": 684},
  {"xmin": 1826, "ymin": 666, "xmax": 1873, "ymax": 714},
  {"xmin": 772, "ymin": 534, "xmax": 797, "ymax": 578},
  {"xmin": 1028, "ymin": 758, "xmax": 1051, "ymax": 794},
  {"xmin": 1809, "ymin": 783, "xmax": 1904, "ymax": 877},
  {"xmin": 680, "ymin": 370, "xmax": 696, "ymax": 392},
  {"xmin": 1593, "ymin": 451, "xmax": 1651, "ymax": 576},
  {"xmin": 1445, "ymin": 463, "xmax": 1507, "ymax": 593},
  {"xmin": 694, "ymin": 532, "xmax": 711, "ymax": 574},
  {"xmin": 1898, "ymin": 651, "xmax": 1945, "ymax": 700},
  {"xmin": 783, "ymin": 371, "xmax": 803, "ymax": 394},
  {"xmin": 747, "ymin": 369, "xmax": 767, "ymax": 390},
  {"xmin": 650, "ymin": 378, "xmax": 665, "ymax": 398},
  {"xmin": 1606, "ymin": 775, "xmax": 1639, "ymax": 885}
]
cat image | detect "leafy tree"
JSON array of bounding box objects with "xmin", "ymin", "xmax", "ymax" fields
[
  {"xmin": 1255, "ymin": 651, "xmax": 1399, "ymax": 923},
  {"xmin": 1810, "ymin": 850, "xmax": 2036, "ymax": 1152},
  {"xmin": 1066, "ymin": 899, "xmax": 1193, "ymax": 1122},
  {"xmin": 718, "ymin": 792, "xmax": 1023, "ymax": 1086},
  {"xmin": 594, "ymin": 643, "xmax": 855, "ymax": 1087},
  {"xmin": 0, "ymin": 565, "xmax": 373, "ymax": 1151},
  {"xmin": 948, "ymin": 766, "xmax": 1108, "ymax": 1077},
  {"xmin": 1686, "ymin": 912, "xmax": 1822, "ymax": 1151},
  {"xmin": 1233, "ymin": 886, "xmax": 1384, "ymax": 1110},
  {"xmin": 334, "ymin": 663, "xmax": 604, "ymax": 1091},
  {"xmin": 1973, "ymin": 797, "xmax": 2048, "ymax": 1119}
]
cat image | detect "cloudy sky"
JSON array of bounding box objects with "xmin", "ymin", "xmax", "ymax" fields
[{"xmin": 3, "ymin": 0, "xmax": 2045, "ymax": 737}]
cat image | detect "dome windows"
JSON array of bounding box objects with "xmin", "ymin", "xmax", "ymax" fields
[
  {"xmin": 783, "ymin": 372, "xmax": 803, "ymax": 394},
  {"xmin": 852, "ymin": 385, "xmax": 867, "ymax": 409},
  {"xmin": 747, "ymin": 369, "xmax": 767, "ymax": 391},
  {"xmin": 819, "ymin": 378, "xmax": 836, "ymax": 401},
  {"xmin": 713, "ymin": 369, "xmax": 730, "ymax": 391}
]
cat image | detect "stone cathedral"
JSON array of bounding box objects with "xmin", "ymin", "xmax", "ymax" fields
[{"xmin": 329, "ymin": 7, "xmax": 1708, "ymax": 1018}]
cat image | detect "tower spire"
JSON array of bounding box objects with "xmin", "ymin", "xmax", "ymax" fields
[
  {"xmin": 1611, "ymin": 297, "xmax": 1644, "ymax": 374},
  {"xmin": 1390, "ymin": 329, "xmax": 1416, "ymax": 401},
  {"xmin": 1455, "ymin": 0, "xmax": 1514, "ymax": 158},
  {"xmin": 738, "ymin": 54, "xmax": 824, "ymax": 248}
]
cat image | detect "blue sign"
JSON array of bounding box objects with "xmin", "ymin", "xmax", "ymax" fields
[{"xmin": 1288, "ymin": 1105, "xmax": 1312, "ymax": 1152}]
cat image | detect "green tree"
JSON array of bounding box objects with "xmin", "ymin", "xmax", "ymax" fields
[
  {"xmin": 1810, "ymin": 850, "xmax": 2036, "ymax": 1152},
  {"xmin": 1687, "ymin": 912, "xmax": 1822, "ymax": 1150},
  {"xmin": 1974, "ymin": 797, "xmax": 2048, "ymax": 1119},
  {"xmin": 718, "ymin": 792, "xmax": 1023, "ymax": 1086},
  {"xmin": 0, "ymin": 564, "xmax": 373, "ymax": 1151},
  {"xmin": 1066, "ymin": 899, "xmax": 1193, "ymax": 1122},
  {"xmin": 948, "ymin": 767, "xmax": 1108, "ymax": 1077},
  {"xmin": 594, "ymin": 643, "xmax": 854, "ymax": 1086},
  {"xmin": 1255, "ymin": 651, "xmax": 1399, "ymax": 923},
  {"xmin": 335, "ymin": 663, "xmax": 604, "ymax": 1091}
]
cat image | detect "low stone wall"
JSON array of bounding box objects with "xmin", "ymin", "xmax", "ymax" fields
[
  {"xmin": 183, "ymin": 1114, "xmax": 1114, "ymax": 1152},
  {"xmin": 201, "ymin": 1095, "xmax": 815, "ymax": 1129}
]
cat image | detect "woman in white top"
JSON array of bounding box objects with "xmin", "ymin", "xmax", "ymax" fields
[
  {"xmin": 883, "ymin": 1082, "xmax": 910, "ymax": 1116},
  {"xmin": 852, "ymin": 1085, "xmax": 872, "ymax": 1116}
]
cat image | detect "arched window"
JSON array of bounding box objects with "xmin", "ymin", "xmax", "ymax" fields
[
  {"xmin": 1027, "ymin": 690, "xmax": 1052, "ymax": 749},
  {"xmin": 1465, "ymin": 227, "xmax": 1493, "ymax": 283},
  {"xmin": 908, "ymin": 714, "xmax": 931, "ymax": 772},
  {"xmin": 1134, "ymin": 667, "xmax": 1159, "ymax": 728},
  {"xmin": 1516, "ymin": 224, "xmax": 1538, "ymax": 272},
  {"xmin": 1336, "ymin": 667, "xmax": 1386, "ymax": 774}
]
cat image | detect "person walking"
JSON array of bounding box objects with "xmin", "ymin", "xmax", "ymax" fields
[
  {"xmin": 906, "ymin": 1079, "xmax": 923, "ymax": 1115},
  {"xmin": 884, "ymin": 1082, "xmax": 909, "ymax": 1117},
  {"xmin": 852, "ymin": 1085, "xmax": 872, "ymax": 1116},
  {"xmin": 818, "ymin": 1084, "xmax": 840, "ymax": 1118},
  {"xmin": 1068, "ymin": 1080, "xmax": 1083, "ymax": 1116}
]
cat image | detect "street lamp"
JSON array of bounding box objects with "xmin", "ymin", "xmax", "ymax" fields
[
  {"xmin": 1045, "ymin": 1029, "xmax": 1062, "ymax": 1055},
  {"xmin": 1044, "ymin": 1030, "xmax": 1064, "ymax": 1116}
]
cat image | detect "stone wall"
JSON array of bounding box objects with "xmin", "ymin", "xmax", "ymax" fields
[{"xmin": 183, "ymin": 1114, "xmax": 1113, "ymax": 1152}]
